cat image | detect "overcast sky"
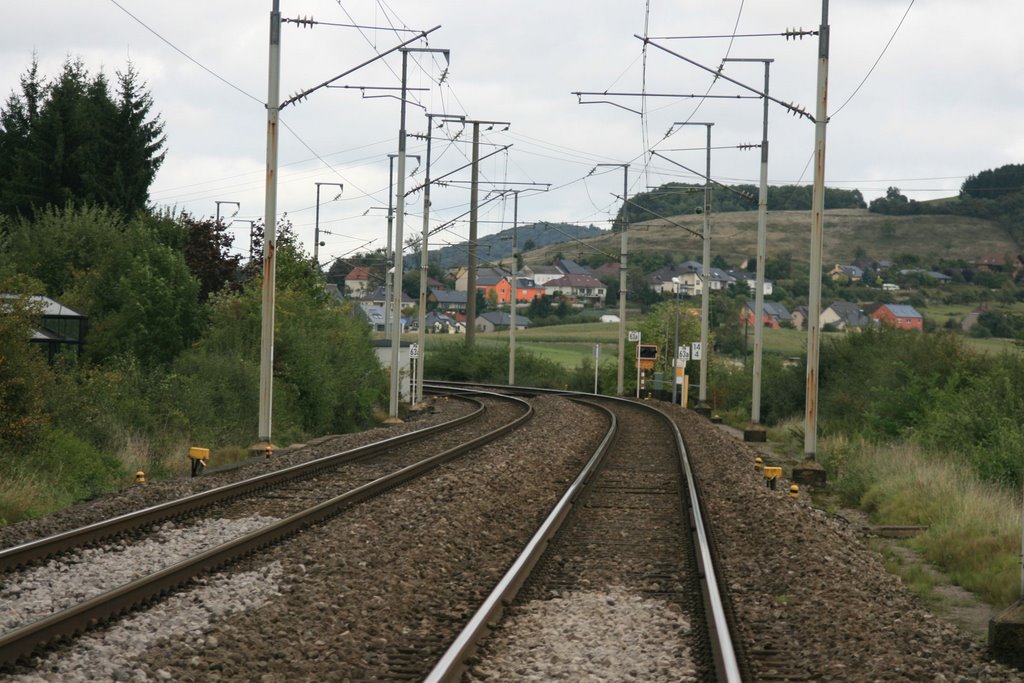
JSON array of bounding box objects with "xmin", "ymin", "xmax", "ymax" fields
[{"xmin": 3, "ymin": 1, "xmax": 1021, "ymax": 266}]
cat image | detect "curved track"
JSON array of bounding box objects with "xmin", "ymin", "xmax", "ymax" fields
[{"xmin": 0, "ymin": 389, "xmax": 532, "ymax": 669}]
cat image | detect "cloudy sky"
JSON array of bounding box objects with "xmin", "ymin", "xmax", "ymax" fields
[{"xmin": 3, "ymin": 1, "xmax": 1021, "ymax": 265}]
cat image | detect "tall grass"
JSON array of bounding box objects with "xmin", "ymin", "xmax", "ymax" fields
[{"xmin": 819, "ymin": 435, "xmax": 1021, "ymax": 607}]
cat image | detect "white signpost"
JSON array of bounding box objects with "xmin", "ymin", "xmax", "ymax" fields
[
  {"xmin": 409, "ymin": 343, "xmax": 419, "ymax": 403},
  {"xmin": 630, "ymin": 332, "xmax": 641, "ymax": 398},
  {"xmin": 676, "ymin": 345, "xmax": 690, "ymax": 406},
  {"xmin": 593, "ymin": 343, "xmax": 600, "ymax": 394},
  {"xmin": 691, "ymin": 341, "xmax": 703, "ymax": 361}
]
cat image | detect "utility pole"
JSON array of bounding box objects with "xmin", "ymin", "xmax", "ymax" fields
[
  {"xmin": 414, "ymin": 113, "xmax": 464, "ymax": 406},
  {"xmin": 464, "ymin": 118, "xmax": 510, "ymax": 350},
  {"xmin": 723, "ymin": 57, "xmax": 773, "ymax": 441},
  {"xmin": 385, "ymin": 153, "xmax": 418, "ymax": 340},
  {"xmin": 257, "ymin": 0, "xmax": 281, "ymax": 447},
  {"xmin": 596, "ymin": 163, "xmax": 629, "ymax": 396},
  {"xmin": 699, "ymin": 124, "xmax": 712, "ymax": 409},
  {"xmin": 796, "ymin": 0, "xmax": 831, "ymax": 484},
  {"xmin": 256, "ymin": 20, "xmax": 439, "ymax": 441},
  {"xmin": 509, "ymin": 190, "xmax": 520, "ymax": 385},
  {"xmin": 389, "ymin": 46, "xmax": 449, "ymax": 420},
  {"xmin": 313, "ymin": 182, "xmax": 343, "ymax": 265}
]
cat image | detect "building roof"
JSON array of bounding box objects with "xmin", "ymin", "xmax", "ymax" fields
[
  {"xmin": 346, "ymin": 266, "xmax": 372, "ymax": 281},
  {"xmin": 354, "ymin": 286, "xmax": 415, "ymax": 304},
  {"xmin": 475, "ymin": 274, "xmax": 506, "ymax": 287},
  {"xmin": 881, "ymin": 304, "xmax": 922, "ymax": 319},
  {"xmin": 745, "ymin": 301, "xmax": 792, "ymax": 320},
  {"xmin": 477, "ymin": 311, "xmax": 532, "ymax": 327},
  {"xmin": 555, "ymin": 258, "xmax": 594, "ymax": 276},
  {"xmin": 0, "ymin": 294, "xmax": 86, "ymax": 318},
  {"xmin": 525, "ymin": 264, "xmax": 563, "ymax": 276},
  {"xmin": 827, "ymin": 301, "xmax": 870, "ymax": 327},
  {"xmin": 429, "ymin": 288, "xmax": 467, "ymax": 304},
  {"xmin": 545, "ymin": 273, "xmax": 605, "ymax": 288}
]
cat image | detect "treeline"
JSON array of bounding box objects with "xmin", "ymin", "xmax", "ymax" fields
[
  {"xmin": 0, "ymin": 58, "xmax": 165, "ymax": 220},
  {"xmin": 712, "ymin": 327, "xmax": 1024, "ymax": 487},
  {"xmin": 870, "ymin": 163, "xmax": 1024, "ymax": 244},
  {"xmin": 0, "ymin": 206, "xmax": 386, "ymax": 523},
  {"xmin": 0, "ymin": 58, "xmax": 385, "ymax": 524},
  {"xmin": 619, "ymin": 183, "xmax": 867, "ymax": 226}
]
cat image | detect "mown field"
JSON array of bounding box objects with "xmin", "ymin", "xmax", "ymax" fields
[{"xmin": 405, "ymin": 317, "xmax": 1021, "ymax": 372}]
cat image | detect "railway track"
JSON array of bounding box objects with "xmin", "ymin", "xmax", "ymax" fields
[
  {"xmin": 424, "ymin": 392, "xmax": 742, "ymax": 682},
  {"xmin": 0, "ymin": 389, "xmax": 531, "ymax": 670}
]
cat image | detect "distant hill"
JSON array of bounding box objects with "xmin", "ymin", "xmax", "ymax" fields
[
  {"xmin": 429, "ymin": 222, "xmax": 606, "ymax": 270},
  {"xmin": 521, "ymin": 208, "xmax": 1021, "ymax": 269}
]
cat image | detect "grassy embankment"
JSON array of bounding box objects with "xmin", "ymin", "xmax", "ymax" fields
[{"xmin": 768, "ymin": 422, "xmax": 1022, "ymax": 610}]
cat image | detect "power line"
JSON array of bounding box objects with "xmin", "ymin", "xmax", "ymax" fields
[
  {"xmin": 831, "ymin": 0, "xmax": 916, "ymax": 118},
  {"xmin": 106, "ymin": 0, "xmax": 262, "ymax": 105}
]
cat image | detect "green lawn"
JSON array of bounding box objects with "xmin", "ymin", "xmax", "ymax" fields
[{"xmin": 406, "ymin": 317, "xmax": 1020, "ymax": 373}]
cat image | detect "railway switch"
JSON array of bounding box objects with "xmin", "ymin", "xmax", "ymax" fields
[
  {"xmin": 763, "ymin": 466, "xmax": 782, "ymax": 490},
  {"xmin": 189, "ymin": 447, "xmax": 210, "ymax": 478}
]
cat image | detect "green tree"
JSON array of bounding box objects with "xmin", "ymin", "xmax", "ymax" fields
[
  {"xmin": 4, "ymin": 204, "xmax": 203, "ymax": 366},
  {"xmin": 0, "ymin": 57, "xmax": 165, "ymax": 218}
]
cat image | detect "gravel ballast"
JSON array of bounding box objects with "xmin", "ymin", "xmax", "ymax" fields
[
  {"xmin": 664, "ymin": 406, "xmax": 1023, "ymax": 682},
  {"xmin": 4, "ymin": 395, "xmax": 1023, "ymax": 681}
]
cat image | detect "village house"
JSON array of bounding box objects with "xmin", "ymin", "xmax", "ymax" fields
[
  {"xmin": 820, "ymin": 301, "xmax": 870, "ymax": 331},
  {"xmin": 727, "ymin": 269, "xmax": 774, "ymax": 296},
  {"xmin": 739, "ymin": 301, "xmax": 793, "ymax": 329},
  {"xmin": 344, "ymin": 266, "xmax": 373, "ymax": 296},
  {"xmin": 520, "ymin": 263, "xmax": 565, "ymax": 286},
  {"xmin": 829, "ymin": 264, "xmax": 864, "ymax": 283},
  {"xmin": 475, "ymin": 311, "xmax": 532, "ymax": 333},
  {"xmin": 543, "ymin": 273, "xmax": 607, "ymax": 307},
  {"xmin": 428, "ymin": 288, "xmax": 467, "ymax": 312},
  {"xmin": 424, "ymin": 310, "xmax": 465, "ymax": 334},
  {"xmin": 672, "ymin": 261, "xmax": 736, "ymax": 296},
  {"xmin": 867, "ymin": 303, "xmax": 923, "ymax": 331}
]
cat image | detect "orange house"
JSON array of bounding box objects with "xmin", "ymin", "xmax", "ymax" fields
[
  {"xmin": 483, "ymin": 277, "xmax": 546, "ymax": 304},
  {"xmin": 870, "ymin": 303, "xmax": 923, "ymax": 331}
]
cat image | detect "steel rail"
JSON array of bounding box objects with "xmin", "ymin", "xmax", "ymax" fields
[
  {"xmin": 424, "ymin": 399, "xmax": 617, "ymax": 683},
  {"xmin": 0, "ymin": 390, "xmax": 533, "ymax": 669},
  {"xmin": 0, "ymin": 395, "xmax": 483, "ymax": 573},
  {"xmin": 421, "ymin": 381, "xmax": 742, "ymax": 682}
]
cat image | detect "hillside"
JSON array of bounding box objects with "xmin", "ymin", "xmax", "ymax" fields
[
  {"xmin": 430, "ymin": 222, "xmax": 605, "ymax": 270},
  {"xmin": 520, "ymin": 208, "xmax": 1021, "ymax": 268}
]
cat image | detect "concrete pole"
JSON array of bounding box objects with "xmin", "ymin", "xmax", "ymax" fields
[
  {"xmin": 466, "ymin": 122, "xmax": 480, "ymax": 349},
  {"xmin": 388, "ymin": 51, "xmax": 410, "ymax": 419},
  {"xmin": 804, "ymin": 0, "xmax": 830, "ymax": 460},
  {"xmin": 752, "ymin": 60, "xmax": 773, "ymax": 425},
  {"xmin": 415, "ymin": 133, "xmax": 434, "ymax": 406},
  {"xmin": 509, "ymin": 191, "xmax": 518, "ymax": 385},
  {"xmin": 612, "ymin": 166, "xmax": 629, "ymax": 395},
  {"xmin": 257, "ymin": 0, "xmax": 281, "ymax": 444},
  {"xmin": 699, "ymin": 123, "xmax": 713, "ymax": 405},
  {"xmin": 314, "ymin": 184, "xmax": 322, "ymax": 265},
  {"xmin": 385, "ymin": 154, "xmax": 397, "ymax": 343}
]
